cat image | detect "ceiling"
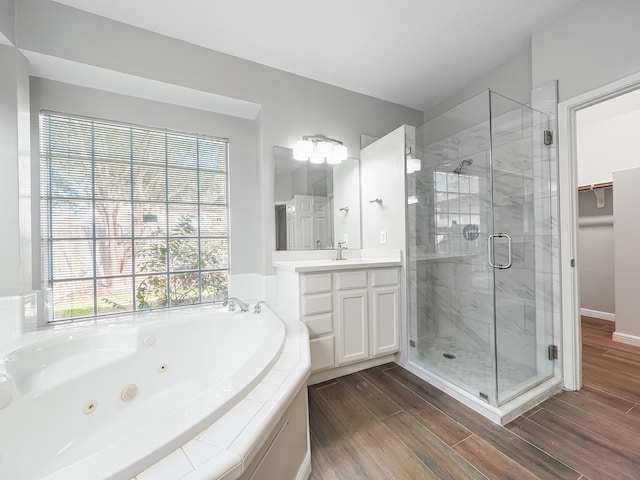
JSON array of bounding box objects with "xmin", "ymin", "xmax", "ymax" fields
[{"xmin": 53, "ymin": 0, "xmax": 580, "ymax": 112}]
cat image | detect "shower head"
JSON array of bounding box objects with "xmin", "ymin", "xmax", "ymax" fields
[{"xmin": 453, "ymin": 159, "xmax": 473, "ymax": 174}]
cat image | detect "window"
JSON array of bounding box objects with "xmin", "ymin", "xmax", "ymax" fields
[
  {"xmin": 434, "ymin": 170, "xmax": 480, "ymax": 254},
  {"xmin": 40, "ymin": 112, "xmax": 229, "ymax": 321}
]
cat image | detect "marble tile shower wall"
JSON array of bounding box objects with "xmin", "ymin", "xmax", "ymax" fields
[
  {"xmin": 411, "ymin": 120, "xmax": 494, "ymax": 359},
  {"xmin": 491, "ymin": 105, "xmax": 540, "ymax": 369}
]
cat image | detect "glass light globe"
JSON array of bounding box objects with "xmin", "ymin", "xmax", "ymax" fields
[
  {"xmin": 309, "ymin": 152, "xmax": 325, "ymax": 164},
  {"xmin": 297, "ymin": 139, "xmax": 313, "ymax": 153},
  {"xmin": 406, "ymin": 156, "xmax": 422, "ymax": 173},
  {"xmin": 317, "ymin": 141, "xmax": 333, "ymax": 156}
]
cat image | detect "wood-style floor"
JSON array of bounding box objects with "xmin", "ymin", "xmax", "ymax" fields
[{"xmin": 308, "ymin": 317, "xmax": 640, "ymax": 480}]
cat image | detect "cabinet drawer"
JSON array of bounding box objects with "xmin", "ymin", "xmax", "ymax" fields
[
  {"xmin": 309, "ymin": 336, "xmax": 335, "ymax": 372},
  {"xmin": 304, "ymin": 312, "xmax": 333, "ymax": 338},
  {"xmin": 302, "ymin": 292, "xmax": 332, "ymax": 316},
  {"xmin": 335, "ymin": 270, "xmax": 368, "ymax": 290},
  {"xmin": 301, "ymin": 273, "xmax": 332, "ymax": 294},
  {"xmin": 370, "ymin": 268, "xmax": 399, "ymax": 287}
]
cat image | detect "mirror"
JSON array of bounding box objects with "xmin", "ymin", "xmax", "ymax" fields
[{"xmin": 274, "ymin": 146, "xmax": 361, "ymax": 250}]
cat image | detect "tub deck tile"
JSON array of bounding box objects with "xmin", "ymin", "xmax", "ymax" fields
[
  {"xmin": 247, "ymin": 381, "xmax": 279, "ymax": 403},
  {"xmin": 260, "ymin": 368, "xmax": 289, "ymax": 387},
  {"xmin": 197, "ymin": 399, "xmax": 263, "ymax": 448},
  {"xmin": 180, "ymin": 449, "xmax": 242, "ymax": 480},
  {"xmin": 182, "ymin": 439, "xmax": 224, "ymax": 468},
  {"xmin": 136, "ymin": 448, "xmax": 193, "ymax": 480}
]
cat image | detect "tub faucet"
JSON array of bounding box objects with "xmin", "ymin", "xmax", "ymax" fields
[
  {"xmin": 223, "ymin": 297, "xmax": 249, "ymax": 312},
  {"xmin": 334, "ymin": 242, "xmax": 348, "ymax": 261}
]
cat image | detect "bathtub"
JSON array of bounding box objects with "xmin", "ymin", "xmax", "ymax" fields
[{"xmin": 0, "ymin": 304, "xmax": 288, "ymax": 480}]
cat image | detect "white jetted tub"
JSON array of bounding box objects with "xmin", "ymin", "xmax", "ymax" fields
[{"xmin": 0, "ymin": 304, "xmax": 288, "ymax": 479}]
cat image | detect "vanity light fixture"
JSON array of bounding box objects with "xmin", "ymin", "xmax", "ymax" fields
[
  {"xmin": 294, "ymin": 135, "xmax": 348, "ymax": 164},
  {"xmin": 406, "ymin": 147, "xmax": 421, "ymax": 174}
]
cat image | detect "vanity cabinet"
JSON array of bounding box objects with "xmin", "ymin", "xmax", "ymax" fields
[
  {"xmin": 295, "ymin": 267, "xmax": 400, "ymax": 378},
  {"xmin": 301, "ymin": 273, "xmax": 335, "ymax": 372},
  {"xmin": 370, "ymin": 268, "xmax": 401, "ymax": 356},
  {"xmin": 334, "ymin": 270, "xmax": 369, "ymax": 365}
]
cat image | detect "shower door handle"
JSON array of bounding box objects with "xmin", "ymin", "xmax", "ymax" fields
[{"xmin": 487, "ymin": 233, "xmax": 512, "ymax": 269}]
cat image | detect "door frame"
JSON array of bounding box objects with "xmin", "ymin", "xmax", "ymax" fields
[{"xmin": 558, "ymin": 70, "xmax": 640, "ymax": 391}]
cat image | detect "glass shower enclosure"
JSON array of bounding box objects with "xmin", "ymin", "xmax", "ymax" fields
[{"xmin": 406, "ymin": 90, "xmax": 557, "ymax": 406}]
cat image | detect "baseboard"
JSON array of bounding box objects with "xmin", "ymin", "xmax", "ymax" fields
[
  {"xmin": 580, "ymin": 308, "xmax": 615, "ymax": 322},
  {"xmin": 296, "ymin": 450, "xmax": 312, "ymax": 480},
  {"xmin": 612, "ymin": 331, "xmax": 640, "ymax": 347},
  {"xmin": 307, "ymin": 354, "xmax": 397, "ymax": 385}
]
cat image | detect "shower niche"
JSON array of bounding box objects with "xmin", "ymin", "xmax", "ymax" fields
[{"xmin": 405, "ymin": 90, "xmax": 559, "ymax": 412}]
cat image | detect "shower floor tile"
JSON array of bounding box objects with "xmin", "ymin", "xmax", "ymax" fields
[{"xmin": 413, "ymin": 333, "xmax": 537, "ymax": 401}]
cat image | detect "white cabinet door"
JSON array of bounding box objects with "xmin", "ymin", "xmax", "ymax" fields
[
  {"xmin": 335, "ymin": 289, "xmax": 368, "ymax": 365},
  {"xmin": 309, "ymin": 336, "xmax": 335, "ymax": 372},
  {"xmin": 370, "ymin": 285, "xmax": 400, "ymax": 356}
]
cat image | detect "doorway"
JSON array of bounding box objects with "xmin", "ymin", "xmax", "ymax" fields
[{"xmin": 559, "ymin": 71, "xmax": 640, "ymax": 391}]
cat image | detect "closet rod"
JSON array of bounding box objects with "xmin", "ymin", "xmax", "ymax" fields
[{"xmin": 577, "ymin": 181, "xmax": 613, "ymax": 192}]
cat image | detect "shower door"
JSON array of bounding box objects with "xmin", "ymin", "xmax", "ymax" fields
[
  {"xmin": 408, "ymin": 91, "xmax": 500, "ymax": 403},
  {"xmin": 489, "ymin": 92, "xmax": 554, "ymax": 404},
  {"xmin": 407, "ymin": 90, "xmax": 556, "ymax": 407}
]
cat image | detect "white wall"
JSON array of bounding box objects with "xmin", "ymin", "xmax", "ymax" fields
[
  {"xmin": 0, "ymin": 45, "xmax": 30, "ymax": 296},
  {"xmin": 274, "ymin": 173, "xmax": 293, "ymax": 203},
  {"xmin": 0, "ymin": 0, "xmax": 15, "ymax": 44},
  {"xmin": 532, "ymin": 0, "xmax": 640, "ymax": 102},
  {"xmin": 333, "ymin": 159, "xmax": 361, "ymax": 248},
  {"xmin": 576, "ymin": 88, "xmax": 640, "ymax": 186},
  {"xmin": 424, "ymin": 42, "xmax": 532, "ymax": 123},
  {"xmin": 291, "ymin": 168, "xmax": 308, "ymax": 197},
  {"xmin": 613, "ymin": 167, "xmax": 640, "ymax": 340},
  {"xmin": 424, "ymin": 0, "xmax": 640, "ymax": 135},
  {"xmin": 360, "ymin": 125, "xmax": 406, "ymax": 251},
  {"xmin": 577, "ymin": 189, "xmax": 614, "ymax": 316}
]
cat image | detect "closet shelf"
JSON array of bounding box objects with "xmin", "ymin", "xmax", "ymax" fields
[{"xmin": 577, "ymin": 181, "xmax": 613, "ymax": 192}]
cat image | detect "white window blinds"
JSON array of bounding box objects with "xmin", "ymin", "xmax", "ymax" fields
[{"xmin": 40, "ymin": 112, "xmax": 229, "ymax": 321}]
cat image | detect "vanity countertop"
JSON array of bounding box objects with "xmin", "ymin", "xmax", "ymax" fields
[{"xmin": 273, "ymin": 258, "xmax": 401, "ymax": 273}]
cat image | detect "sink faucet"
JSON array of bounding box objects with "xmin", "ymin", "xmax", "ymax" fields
[
  {"xmin": 334, "ymin": 242, "xmax": 348, "ymax": 261},
  {"xmin": 253, "ymin": 301, "xmax": 267, "ymax": 314},
  {"xmin": 223, "ymin": 297, "xmax": 249, "ymax": 312}
]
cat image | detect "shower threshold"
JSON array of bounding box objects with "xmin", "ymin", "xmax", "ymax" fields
[{"xmin": 400, "ymin": 359, "xmax": 562, "ymax": 425}]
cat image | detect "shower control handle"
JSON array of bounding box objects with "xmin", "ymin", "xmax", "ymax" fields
[{"xmin": 487, "ymin": 233, "xmax": 512, "ymax": 269}]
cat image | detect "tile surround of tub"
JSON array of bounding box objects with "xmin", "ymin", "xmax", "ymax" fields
[{"xmin": 0, "ymin": 295, "xmax": 34, "ymax": 345}]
